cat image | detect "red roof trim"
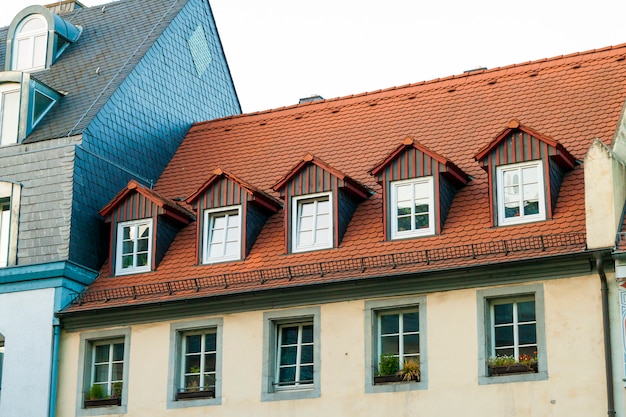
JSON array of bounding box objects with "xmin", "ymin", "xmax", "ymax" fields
[
  {"xmin": 185, "ymin": 168, "xmax": 282, "ymax": 212},
  {"xmin": 474, "ymin": 120, "xmax": 576, "ymax": 169},
  {"xmin": 99, "ymin": 180, "xmax": 194, "ymax": 223},
  {"xmin": 272, "ymin": 154, "xmax": 370, "ymax": 199},
  {"xmin": 370, "ymin": 137, "xmax": 469, "ymax": 185}
]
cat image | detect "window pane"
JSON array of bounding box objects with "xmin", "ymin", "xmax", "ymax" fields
[
  {"xmin": 518, "ymin": 324, "xmax": 537, "ymax": 345},
  {"xmin": 301, "ymin": 325, "xmax": 313, "ymax": 343},
  {"xmin": 94, "ymin": 364, "xmax": 109, "ymax": 383},
  {"xmin": 300, "ymin": 365, "xmax": 313, "ymax": 381},
  {"xmin": 397, "ymin": 216, "xmax": 411, "ymax": 232},
  {"xmin": 122, "ymin": 227, "xmax": 131, "ymax": 240},
  {"xmin": 397, "ymin": 201, "xmax": 411, "ymax": 216},
  {"xmin": 517, "ymin": 301, "xmax": 536, "ymax": 322},
  {"xmin": 380, "ymin": 314, "xmax": 399, "ymax": 335},
  {"xmin": 299, "ymin": 202, "xmax": 314, "ymax": 217},
  {"xmin": 523, "ymin": 201, "xmax": 539, "ymax": 215},
  {"xmin": 317, "ymin": 200, "xmax": 330, "ymax": 214},
  {"xmin": 381, "ymin": 335, "xmax": 399, "ymax": 355},
  {"xmin": 185, "ymin": 355, "xmax": 200, "ymax": 373},
  {"xmin": 403, "ymin": 312, "xmax": 419, "ymax": 332},
  {"xmin": 227, "ymin": 214, "xmax": 239, "ymax": 227},
  {"xmin": 112, "ymin": 343, "xmax": 124, "ymax": 361},
  {"xmin": 33, "ymin": 91, "xmax": 54, "ymax": 122},
  {"xmin": 33, "ymin": 35, "xmax": 46, "ymax": 68},
  {"xmin": 204, "ymin": 353, "xmax": 216, "ymax": 372},
  {"xmin": 281, "ymin": 327, "xmax": 298, "ymax": 345},
  {"xmin": 414, "ymin": 213, "xmax": 429, "ymax": 229},
  {"xmin": 300, "ymin": 345, "xmax": 314, "ymax": 364},
  {"xmin": 494, "ymin": 347, "xmax": 514, "ymax": 357},
  {"xmin": 94, "ymin": 345, "xmax": 109, "ymax": 363},
  {"xmin": 403, "ymin": 334, "xmax": 420, "ymax": 354},
  {"xmin": 137, "ymin": 238, "xmax": 149, "ymax": 252},
  {"xmin": 522, "ymin": 166, "xmax": 538, "ymax": 183},
  {"xmin": 224, "ymin": 241, "xmax": 239, "ymax": 257},
  {"xmin": 414, "ymin": 203, "xmax": 429, "ymax": 214},
  {"xmin": 494, "ymin": 326, "xmax": 514, "ymax": 348},
  {"xmin": 184, "ymin": 375, "xmax": 200, "ymax": 390},
  {"xmin": 280, "ymin": 346, "xmax": 297, "ymax": 365},
  {"xmin": 493, "ymin": 303, "xmax": 513, "ymax": 324},
  {"xmin": 16, "ymin": 38, "xmax": 31, "ymax": 69},
  {"xmin": 111, "ymin": 363, "xmax": 123, "ymax": 381},
  {"xmin": 1, "ymin": 90, "xmax": 20, "ymax": 145},
  {"xmin": 205, "ymin": 333, "xmax": 216, "ymax": 351},
  {"xmin": 278, "ymin": 367, "xmax": 296, "ymax": 383},
  {"xmin": 186, "ymin": 335, "xmax": 201, "ymax": 353},
  {"xmin": 396, "ymin": 185, "xmax": 411, "ymax": 203},
  {"xmin": 298, "ymin": 230, "xmax": 313, "ymax": 246},
  {"xmin": 136, "ymin": 253, "xmax": 148, "ymax": 267},
  {"xmin": 20, "ymin": 18, "xmax": 46, "ymax": 32},
  {"xmin": 316, "ymin": 213, "xmax": 330, "ymax": 228}
]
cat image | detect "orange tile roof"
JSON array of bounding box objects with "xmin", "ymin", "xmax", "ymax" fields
[{"xmin": 66, "ymin": 44, "xmax": 626, "ymax": 312}]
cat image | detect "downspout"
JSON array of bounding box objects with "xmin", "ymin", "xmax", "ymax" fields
[
  {"xmin": 596, "ymin": 254, "xmax": 616, "ymax": 417},
  {"xmin": 48, "ymin": 324, "xmax": 61, "ymax": 417}
]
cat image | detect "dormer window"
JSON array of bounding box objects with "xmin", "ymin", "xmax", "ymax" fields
[
  {"xmin": 187, "ymin": 169, "xmax": 281, "ymax": 265},
  {"xmin": 13, "ymin": 15, "xmax": 48, "ymax": 71},
  {"xmin": 370, "ymin": 137, "xmax": 468, "ymax": 240},
  {"xmin": 116, "ymin": 219, "xmax": 152, "ymax": 275},
  {"xmin": 203, "ymin": 206, "xmax": 242, "ymax": 263},
  {"xmin": 273, "ymin": 155, "xmax": 369, "ymax": 254},
  {"xmin": 390, "ymin": 177, "xmax": 434, "ymax": 239},
  {"xmin": 496, "ymin": 161, "xmax": 545, "ymax": 225},
  {"xmin": 475, "ymin": 120, "xmax": 576, "ymax": 227},
  {"xmin": 292, "ymin": 192, "xmax": 332, "ymax": 252},
  {"xmin": 6, "ymin": 6, "xmax": 82, "ymax": 72},
  {"xmin": 0, "ymin": 83, "xmax": 20, "ymax": 146}
]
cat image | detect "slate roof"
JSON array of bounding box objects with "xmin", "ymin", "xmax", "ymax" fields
[
  {"xmin": 0, "ymin": 0, "xmax": 189, "ymax": 142},
  {"xmin": 65, "ymin": 43, "xmax": 626, "ymax": 312}
]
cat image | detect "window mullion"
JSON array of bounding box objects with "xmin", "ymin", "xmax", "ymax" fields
[
  {"xmin": 199, "ymin": 334, "xmax": 206, "ymax": 388},
  {"xmin": 107, "ymin": 343, "xmax": 114, "ymax": 396},
  {"xmin": 512, "ymin": 301, "xmax": 520, "ymax": 359}
]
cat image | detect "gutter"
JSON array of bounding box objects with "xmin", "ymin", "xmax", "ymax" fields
[
  {"xmin": 48, "ymin": 324, "xmax": 61, "ymax": 417},
  {"xmin": 595, "ymin": 253, "xmax": 617, "ymax": 417}
]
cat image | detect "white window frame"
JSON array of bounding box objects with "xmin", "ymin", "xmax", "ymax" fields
[
  {"xmin": 115, "ymin": 219, "xmax": 153, "ymax": 275},
  {"xmin": 390, "ymin": 177, "xmax": 435, "ymax": 239},
  {"xmin": 275, "ymin": 323, "xmax": 314, "ymax": 390},
  {"xmin": 376, "ymin": 308, "xmax": 420, "ymax": 368},
  {"xmin": 496, "ymin": 160, "xmax": 546, "ymax": 226},
  {"xmin": 202, "ymin": 206, "xmax": 242, "ymax": 264},
  {"xmin": 262, "ymin": 307, "xmax": 321, "ymax": 401},
  {"xmin": 291, "ymin": 192, "xmax": 333, "ymax": 253},
  {"xmin": 477, "ymin": 284, "xmax": 548, "ymax": 385},
  {"xmin": 178, "ymin": 329, "xmax": 217, "ymax": 397},
  {"xmin": 91, "ymin": 340, "xmax": 124, "ymax": 398},
  {"xmin": 0, "ymin": 83, "xmax": 21, "ymax": 147},
  {"xmin": 490, "ymin": 296, "xmax": 537, "ymax": 359},
  {"xmin": 12, "ymin": 14, "xmax": 48, "ymax": 72},
  {"xmin": 0, "ymin": 181, "xmax": 19, "ymax": 268}
]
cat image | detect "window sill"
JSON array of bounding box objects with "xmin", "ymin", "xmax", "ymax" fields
[
  {"xmin": 83, "ymin": 398, "xmax": 121, "ymax": 408},
  {"xmin": 374, "ymin": 375, "xmax": 419, "ymax": 384},
  {"xmin": 488, "ymin": 363, "xmax": 538, "ymax": 376},
  {"xmin": 177, "ymin": 389, "xmax": 215, "ymax": 401}
]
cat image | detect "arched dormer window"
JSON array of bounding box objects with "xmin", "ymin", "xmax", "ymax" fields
[
  {"xmin": 5, "ymin": 6, "xmax": 82, "ymax": 72},
  {"xmin": 13, "ymin": 15, "xmax": 48, "ymax": 71}
]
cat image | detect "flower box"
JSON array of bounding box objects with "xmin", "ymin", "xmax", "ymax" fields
[
  {"xmin": 177, "ymin": 389, "xmax": 215, "ymax": 400},
  {"xmin": 489, "ymin": 363, "xmax": 538, "ymax": 376},
  {"xmin": 83, "ymin": 397, "xmax": 121, "ymax": 408},
  {"xmin": 374, "ymin": 374, "xmax": 419, "ymax": 384}
]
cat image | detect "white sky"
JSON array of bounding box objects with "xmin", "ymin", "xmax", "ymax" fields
[{"xmin": 2, "ymin": 0, "xmax": 626, "ymax": 114}]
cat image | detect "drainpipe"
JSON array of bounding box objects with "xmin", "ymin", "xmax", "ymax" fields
[
  {"xmin": 48, "ymin": 324, "xmax": 61, "ymax": 417},
  {"xmin": 596, "ymin": 254, "xmax": 616, "ymax": 417}
]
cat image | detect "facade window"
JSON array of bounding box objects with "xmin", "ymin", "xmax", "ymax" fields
[
  {"xmin": 0, "ymin": 198, "xmax": 10, "ymax": 268},
  {"xmin": 78, "ymin": 329, "xmax": 129, "ymax": 415},
  {"xmin": 179, "ymin": 330, "xmax": 217, "ymax": 398},
  {"xmin": 390, "ymin": 177, "xmax": 434, "ymax": 239},
  {"xmin": 13, "ymin": 15, "xmax": 47, "ymax": 71},
  {"xmin": 91, "ymin": 341, "xmax": 124, "ymax": 399},
  {"xmin": 477, "ymin": 284, "xmax": 547, "ymax": 385},
  {"xmin": 496, "ymin": 161, "xmax": 545, "ymax": 225},
  {"xmin": 365, "ymin": 297, "xmax": 427, "ymax": 393},
  {"xmin": 116, "ymin": 219, "xmax": 152, "ymax": 275},
  {"xmin": 276, "ymin": 323, "xmax": 314, "ymax": 388},
  {"xmin": 292, "ymin": 193, "xmax": 332, "ymax": 252},
  {"xmin": 168, "ymin": 319, "xmax": 223, "ymax": 409},
  {"xmin": 0, "ymin": 83, "xmax": 20, "ymax": 146},
  {"xmin": 202, "ymin": 206, "xmax": 241, "ymax": 263},
  {"xmin": 262, "ymin": 307, "xmax": 320, "ymax": 401},
  {"xmin": 0, "ymin": 182, "xmax": 19, "ymax": 268}
]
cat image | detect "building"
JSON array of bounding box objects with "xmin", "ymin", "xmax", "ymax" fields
[
  {"xmin": 0, "ymin": 1, "xmax": 240, "ymax": 416},
  {"xmin": 57, "ymin": 44, "xmax": 626, "ymax": 416}
]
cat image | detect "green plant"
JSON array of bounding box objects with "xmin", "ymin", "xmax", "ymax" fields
[
  {"xmin": 88, "ymin": 384, "xmax": 105, "ymax": 400},
  {"xmin": 400, "ymin": 358, "xmax": 420, "ymax": 381},
  {"xmin": 111, "ymin": 382, "xmax": 123, "ymax": 398},
  {"xmin": 487, "ymin": 355, "xmax": 516, "ymax": 367},
  {"xmin": 377, "ymin": 353, "xmax": 399, "ymax": 376}
]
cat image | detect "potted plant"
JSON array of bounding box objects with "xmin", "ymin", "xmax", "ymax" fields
[
  {"xmin": 84, "ymin": 383, "xmax": 122, "ymax": 408},
  {"xmin": 487, "ymin": 354, "xmax": 538, "ymax": 376},
  {"xmin": 374, "ymin": 353, "xmax": 401, "ymax": 383},
  {"xmin": 177, "ymin": 371, "xmax": 215, "ymax": 400},
  {"xmin": 399, "ymin": 358, "xmax": 420, "ymax": 382}
]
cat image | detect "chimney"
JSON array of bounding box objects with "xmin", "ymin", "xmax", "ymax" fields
[{"xmin": 44, "ymin": 0, "xmax": 86, "ymax": 15}]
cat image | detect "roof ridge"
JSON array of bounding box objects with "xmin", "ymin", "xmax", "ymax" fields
[{"xmin": 189, "ymin": 43, "xmax": 626, "ymax": 132}]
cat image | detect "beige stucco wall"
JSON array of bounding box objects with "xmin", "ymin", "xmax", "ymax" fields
[{"xmin": 56, "ymin": 273, "xmax": 608, "ymax": 417}]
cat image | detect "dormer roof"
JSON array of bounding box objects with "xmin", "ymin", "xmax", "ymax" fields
[{"xmin": 100, "ymin": 180, "xmax": 194, "ymax": 225}]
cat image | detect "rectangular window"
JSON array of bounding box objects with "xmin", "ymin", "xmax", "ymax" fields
[
  {"xmin": 262, "ymin": 307, "xmax": 320, "ymax": 401},
  {"xmin": 276, "ymin": 323, "xmax": 314, "ymax": 388},
  {"xmin": 0, "ymin": 85, "xmax": 20, "ymax": 146},
  {"xmin": 496, "ymin": 161, "xmax": 545, "ymax": 225},
  {"xmin": 202, "ymin": 206, "xmax": 241, "ymax": 263},
  {"xmin": 77, "ymin": 328, "xmax": 130, "ymax": 415},
  {"xmin": 365, "ymin": 297, "xmax": 427, "ymax": 393},
  {"xmin": 391, "ymin": 177, "xmax": 434, "ymax": 239},
  {"xmin": 116, "ymin": 219, "xmax": 152, "ymax": 275},
  {"xmin": 179, "ymin": 330, "xmax": 217, "ymax": 398},
  {"xmin": 292, "ymin": 193, "xmax": 332, "ymax": 252},
  {"xmin": 168, "ymin": 319, "xmax": 222, "ymax": 409},
  {"xmin": 91, "ymin": 341, "xmax": 124, "ymax": 400},
  {"xmin": 477, "ymin": 285, "xmax": 547, "ymax": 385},
  {"xmin": 0, "ymin": 198, "xmax": 10, "ymax": 267}
]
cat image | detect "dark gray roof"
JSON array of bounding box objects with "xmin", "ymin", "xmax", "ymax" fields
[{"xmin": 0, "ymin": 0, "xmax": 189, "ymax": 143}]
